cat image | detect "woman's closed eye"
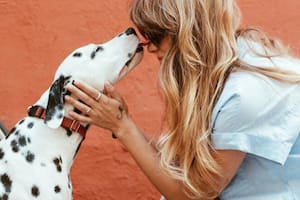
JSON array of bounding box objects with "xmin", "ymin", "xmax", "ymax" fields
[{"xmin": 145, "ymin": 31, "xmax": 166, "ymax": 46}]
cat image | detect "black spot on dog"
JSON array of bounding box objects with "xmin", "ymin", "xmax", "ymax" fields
[
  {"xmin": 18, "ymin": 136, "xmax": 27, "ymax": 146},
  {"xmin": 31, "ymin": 185, "xmax": 40, "ymax": 197},
  {"xmin": 27, "ymin": 122, "xmax": 34, "ymax": 129},
  {"xmin": 65, "ymin": 79, "xmax": 71, "ymax": 85},
  {"xmin": 54, "ymin": 185, "xmax": 61, "ymax": 193},
  {"xmin": 57, "ymin": 113, "xmax": 63, "ymax": 119},
  {"xmin": 53, "ymin": 157, "xmax": 62, "ymax": 172},
  {"xmin": 68, "ymin": 175, "xmax": 71, "ymax": 189},
  {"xmin": 66, "ymin": 130, "xmax": 72, "ymax": 137},
  {"xmin": 91, "ymin": 46, "xmax": 104, "ymax": 59},
  {"xmin": 0, "ymin": 148, "xmax": 4, "ymax": 159},
  {"xmin": 27, "ymin": 137, "xmax": 31, "ymax": 143},
  {"xmin": 73, "ymin": 52, "xmax": 82, "ymax": 57},
  {"xmin": 1, "ymin": 173, "xmax": 12, "ymax": 193},
  {"xmin": 0, "ymin": 194, "xmax": 8, "ymax": 200},
  {"xmin": 26, "ymin": 151, "xmax": 35, "ymax": 163},
  {"xmin": 11, "ymin": 140, "xmax": 19, "ymax": 153},
  {"xmin": 91, "ymin": 51, "xmax": 96, "ymax": 59},
  {"xmin": 96, "ymin": 46, "xmax": 104, "ymax": 52},
  {"xmin": 15, "ymin": 130, "xmax": 20, "ymax": 136},
  {"xmin": 128, "ymin": 53, "xmax": 132, "ymax": 58},
  {"xmin": 19, "ymin": 119, "xmax": 25, "ymax": 125},
  {"xmin": 57, "ymin": 104, "xmax": 64, "ymax": 110},
  {"xmin": 11, "ymin": 140, "xmax": 17, "ymax": 146},
  {"xmin": 40, "ymin": 163, "xmax": 46, "ymax": 167},
  {"xmin": 57, "ymin": 165, "xmax": 62, "ymax": 172}
]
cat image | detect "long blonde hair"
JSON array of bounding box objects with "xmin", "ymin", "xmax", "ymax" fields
[{"xmin": 130, "ymin": 0, "xmax": 300, "ymax": 199}]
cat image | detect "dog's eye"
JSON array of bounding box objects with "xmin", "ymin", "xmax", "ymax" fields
[{"xmin": 72, "ymin": 52, "xmax": 82, "ymax": 57}]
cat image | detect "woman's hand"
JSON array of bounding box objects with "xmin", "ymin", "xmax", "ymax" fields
[{"xmin": 64, "ymin": 81, "xmax": 130, "ymax": 136}]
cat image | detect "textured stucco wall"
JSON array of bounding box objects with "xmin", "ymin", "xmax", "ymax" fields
[{"xmin": 0, "ymin": 1, "xmax": 299, "ymax": 199}]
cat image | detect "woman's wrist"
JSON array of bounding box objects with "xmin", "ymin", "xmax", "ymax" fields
[{"xmin": 114, "ymin": 114, "xmax": 139, "ymax": 141}]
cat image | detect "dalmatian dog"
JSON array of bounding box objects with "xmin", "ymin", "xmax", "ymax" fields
[{"xmin": 0, "ymin": 27, "xmax": 143, "ymax": 200}]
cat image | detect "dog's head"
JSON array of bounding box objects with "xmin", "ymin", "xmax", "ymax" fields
[{"xmin": 44, "ymin": 27, "xmax": 144, "ymax": 128}]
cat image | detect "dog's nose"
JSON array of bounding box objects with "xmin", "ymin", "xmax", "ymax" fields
[
  {"xmin": 125, "ymin": 27, "xmax": 137, "ymax": 36},
  {"xmin": 136, "ymin": 44, "xmax": 144, "ymax": 52}
]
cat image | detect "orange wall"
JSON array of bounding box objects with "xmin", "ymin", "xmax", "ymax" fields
[{"xmin": 0, "ymin": 1, "xmax": 299, "ymax": 199}]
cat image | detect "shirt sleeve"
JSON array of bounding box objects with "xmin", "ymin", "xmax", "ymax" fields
[{"xmin": 211, "ymin": 71, "xmax": 300, "ymax": 165}]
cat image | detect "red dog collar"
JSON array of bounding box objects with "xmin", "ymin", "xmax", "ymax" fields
[{"xmin": 27, "ymin": 105, "xmax": 87, "ymax": 138}]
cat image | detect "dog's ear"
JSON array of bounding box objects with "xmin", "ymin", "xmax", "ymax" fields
[{"xmin": 45, "ymin": 75, "xmax": 70, "ymax": 129}]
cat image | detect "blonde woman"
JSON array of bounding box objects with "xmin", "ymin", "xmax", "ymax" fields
[{"xmin": 65, "ymin": 0, "xmax": 300, "ymax": 199}]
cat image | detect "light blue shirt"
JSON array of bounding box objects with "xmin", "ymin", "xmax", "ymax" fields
[{"xmin": 212, "ymin": 38, "xmax": 300, "ymax": 199}]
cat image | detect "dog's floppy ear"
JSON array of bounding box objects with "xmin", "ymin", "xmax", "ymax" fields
[{"xmin": 45, "ymin": 75, "xmax": 70, "ymax": 129}]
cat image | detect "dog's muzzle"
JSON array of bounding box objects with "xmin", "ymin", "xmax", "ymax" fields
[{"xmin": 119, "ymin": 43, "xmax": 144, "ymax": 79}]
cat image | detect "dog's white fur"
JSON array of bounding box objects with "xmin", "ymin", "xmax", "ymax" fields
[{"xmin": 0, "ymin": 28, "xmax": 143, "ymax": 200}]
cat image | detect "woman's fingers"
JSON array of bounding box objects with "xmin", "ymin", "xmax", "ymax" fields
[
  {"xmin": 73, "ymin": 81, "xmax": 105, "ymax": 102},
  {"xmin": 104, "ymin": 82, "xmax": 128, "ymax": 113},
  {"xmin": 104, "ymin": 82, "xmax": 118, "ymax": 98},
  {"xmin": 65, "ymin": 83, "xmax": 118, "ymax": 116},
  {"xmin": 68, "ymin": 110, "xmax": 92, "ymax": 124},
  {"xmin": 66, "ymin": 85, "xmax": 94, "ymax": 106},
  {"xmin": 64, "ymin": 80, "xmax": 130, "ymax": 133},
  {"xmin": 65, "ymin": 95, "xmax": 92, "ymax": 116}
]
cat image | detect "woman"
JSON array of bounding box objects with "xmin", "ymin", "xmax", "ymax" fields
[{"xmin": 65, "ymin": 0, "xmax": 300, "ymax": 199}]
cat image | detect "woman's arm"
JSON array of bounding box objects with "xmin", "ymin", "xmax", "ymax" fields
[
  {"xmin": 65, "ymin": 81, "xmax": 245, "ymax": 199},
  {"xmin": 65, "ymin": 81, "xmax": 187, "ymax": 198}
]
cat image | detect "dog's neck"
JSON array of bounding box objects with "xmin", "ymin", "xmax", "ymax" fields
[{"xmin": 26, "ymin": 89, "xmax": 87, "ymax": 164}]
